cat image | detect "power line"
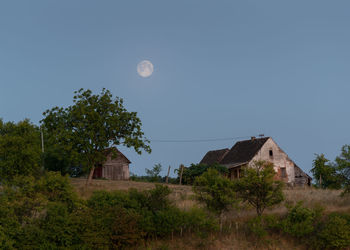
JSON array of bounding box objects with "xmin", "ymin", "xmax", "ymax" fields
[{"xmin": 149, "ymin": 134, "xmax": 264, "ymax": 143}]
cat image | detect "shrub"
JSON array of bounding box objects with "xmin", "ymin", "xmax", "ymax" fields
[
  {"xmin": 316, "ymin": 213, "xmax": 350, "ymax": 249},
  {"xmin": 281, "ymin": 201, "xmax": 323, "ymax": 238},
  {"xmin": 37, "ymin": 172, "xmax": 78, "ymax": 210},
  {"xmin": 193, "ymin": 168, "xmax": 237, "ymax": 219},
  {"xmin": 233, "ymin": 160, "xmax": 284, "ymax": 216}
]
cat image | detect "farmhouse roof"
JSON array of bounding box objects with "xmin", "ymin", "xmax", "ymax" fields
[
  {"xmin": 199, "ymin": 148, "xmax": 230, "ymax": 165},
  {"xmin": 220, "ymin": 137, "xmax": 270, "ymax": 165}
]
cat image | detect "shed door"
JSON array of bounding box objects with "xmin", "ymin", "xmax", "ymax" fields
[{"xmin": 93, "ymin": 165, "xmax": 103, "ymax": 179}]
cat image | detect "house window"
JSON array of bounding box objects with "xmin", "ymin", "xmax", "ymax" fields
[
  {"xmin": 269, "ymin": 150, "xmax": 273, "ymax": 157},
  {"xmin": 281, "ymin": 168, "xmax": 287, "ymax": 178}
]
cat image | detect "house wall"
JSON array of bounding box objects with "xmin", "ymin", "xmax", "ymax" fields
[{"xmin": 250, "ymin": 138, "xmax": 295, "ymax": 184}]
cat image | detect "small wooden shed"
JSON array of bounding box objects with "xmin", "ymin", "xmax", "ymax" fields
[{"xmin": 93, "ymin": 147, "xmax": 131, "ymax": 180}]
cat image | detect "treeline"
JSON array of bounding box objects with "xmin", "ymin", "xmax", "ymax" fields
[
  {"xmin": 131, "ymin": 163, "xmax": 228, "ymax": 185},
  {"xmin": 311, "ymin": 145, "xmax": 350, "ymax": 192}
]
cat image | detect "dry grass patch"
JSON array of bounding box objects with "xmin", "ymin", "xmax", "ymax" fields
[
  {"xmin": 70, "ymin": 178, "xmax": 196, "ymax": 209},
  {"xmin": 283, "ymin": 187, "xmax": 350, "ymax": 211}
]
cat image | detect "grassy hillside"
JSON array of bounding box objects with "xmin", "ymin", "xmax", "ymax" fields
[
  {"xmin": 71, "ymin": 178, "xmax": 350, "ymax": 212},
  {"xmin": 70, "ymin": 178, "xmax": 350, "ymax": 250}
]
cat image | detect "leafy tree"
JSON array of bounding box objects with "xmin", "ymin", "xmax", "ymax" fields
[
  {"xmin": 234, "ymin": 160, "xmax": 284, "ymax": 216},
  {"xmin": 193, "ymin": 168, "xmax": 237, "ymax": 228},
  {"xmin": 178, "ymin": 163, "xmax": 228, "ymax": 185},
  {"xmin": 336, "ymin": 145, "xmax": 350, "ymax": 194},
  {"xmin": 41, "ymin": 88, "xmax": 151, "ymax": 184},
  {"xmin": 145, "ymin": 163, "xmax": 162, "ymax": 182},
  {"xmin": 311, "ymin": 154, "xmax": 342, "ymax": 189},
  {"xmin": 0, "ymin": 119, "xmax": 42, "ymax": 182}
]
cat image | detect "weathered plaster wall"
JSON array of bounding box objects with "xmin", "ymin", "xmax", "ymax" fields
[{"xmin": 250, "ymin": 138, "xmax": 295, "ymax": 184}]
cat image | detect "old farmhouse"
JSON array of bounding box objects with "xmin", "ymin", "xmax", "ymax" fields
[
  {"xmin": 93, "ymin": 147, "xmax": 131, "ymax": 180},
  {"xmin": 200, "ymin": 137, "xmax": 312, "ymax": 187}
]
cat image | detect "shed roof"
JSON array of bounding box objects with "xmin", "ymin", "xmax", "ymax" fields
[{"xmin": 105, "ymin": 147, "xmax": 131, "ymax": 164}]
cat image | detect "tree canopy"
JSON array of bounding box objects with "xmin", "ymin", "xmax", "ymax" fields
[
  {"xmin": 0, "ymin": 119, "xmax": 42, "ymax": 181},
  {"xmin": 336, "ymin": 145, "xmax": 350, "ymax": 194},
  {"xmin": 41, "ymin": 88, "xmax": 151, "ymax": 184},
  {"xmin": 311, "ymin": 154, "xmax": 342, "ymax": 189}
]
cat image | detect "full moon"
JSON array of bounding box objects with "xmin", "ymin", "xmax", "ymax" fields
[{"xmin": 137, "ymin": 60, "xmax": 154, "ymax": 78}]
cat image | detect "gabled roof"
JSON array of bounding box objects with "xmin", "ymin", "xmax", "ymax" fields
[
  {"xmin": 200, "ymin": 148, "xmax": 230, "ymax": 165},
  {"xmin": 105, "ymin": 147, "xmax": 131, "ymax": 164},
  {"xmin": 220, "ymin": 137, "xmax": 270, "ymax": 165}
]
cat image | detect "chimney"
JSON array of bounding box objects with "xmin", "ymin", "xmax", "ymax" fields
[{"xmin": 251, "ymin": 136, "xmax": 256, "ymax": 141}]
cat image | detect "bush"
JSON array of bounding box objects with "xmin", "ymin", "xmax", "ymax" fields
[
  {"xmin": 281, "ymin": 201, "xmax": 323, "ymax": 238},
  {"xmin": 193, "ymin": 168, "xmax": 236, "ymax": 218},
  {"xmin": 315, "ymin": 213, "xmax": 350, "ymax": 249},
  {"xmin": 37, "ymin": 172, "xmax": 78, "ymax": 210}
]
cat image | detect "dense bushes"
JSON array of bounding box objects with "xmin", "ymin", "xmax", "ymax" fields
[
  {"xmin": 0, "ymin": 173, "xmax": 217, "ymax": 249},
  {"xmin": 281, "ymin": 202, "xmax": 323, "ymax": 238},
  {"xmin": 246, "ymin": 202, "xmax": 350, "ymax": 249}
]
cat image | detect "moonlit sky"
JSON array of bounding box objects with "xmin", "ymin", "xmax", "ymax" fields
[{"xmin": 1, "ymin": 1, "xmax": 350, "ymax": 176}]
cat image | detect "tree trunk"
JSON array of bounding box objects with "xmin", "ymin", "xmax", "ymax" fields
[{"xmin": 86, "ymin": 166, "xmax": 95, "ymax": 186}]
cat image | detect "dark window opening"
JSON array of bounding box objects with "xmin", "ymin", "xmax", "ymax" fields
[
  {"xmin": 281, "ymin": 168, "xmax": 287, "ymax": 178},
  {"xmin": 269, "ymin": 150, "xmax": 273, "ymax": 157}
]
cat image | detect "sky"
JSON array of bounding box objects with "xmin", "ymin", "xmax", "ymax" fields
[{"xmin": 0, "ymin": 1, "xmax": 349, "ymax": 177}]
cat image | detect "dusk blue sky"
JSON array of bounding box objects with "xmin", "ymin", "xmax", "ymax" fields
[{"xmin": 1, "ymin": 1, "xmax": 349, "ymax": 176}]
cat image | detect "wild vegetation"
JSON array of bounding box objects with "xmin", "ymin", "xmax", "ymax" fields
[{"xmin": 1, "ymin": 88, "xmax": 350, "ymax": 249}]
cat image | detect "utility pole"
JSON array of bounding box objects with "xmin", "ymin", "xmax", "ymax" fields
[
  {"xmin": 41, "ymin": 127, "xmax": 45, "ymax": 171},
  {"xmin": 165, "ymin": 166, "xmax": 171, "ymax": 184},
  {"xmin": 179, "ymin": 164, "xmax": 184, "ymax": 185},
  {"xmin": 41, "ymin": 127, "xmax": 44, "ymax": 153}
]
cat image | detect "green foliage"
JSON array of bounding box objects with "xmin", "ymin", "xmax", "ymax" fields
[
  {"xmin": 0, "ymin": 171, "xmax": 218, "ymax": 249},
  {"xmin": 179, "ymin": 163, "xmax": 228, "ymax": 185},
  {"xmin": 247, "ymin": 216, "xmax": 268, "ymax": 238},
  {"xmin": 41, "ymin": 88, "xmax": 151, "ymax": 181},
  {"xmin": 316, "ymin": 213, "xmax": 350, "ymax": 249},
  {"xmin": 234, "ymin": 160, "xmax": 284, "ymax": 216},
  {"xmin": 246, "ymin": 214, "xmax": 282, "ymax": 239},
  {"xmin": 37, "ymin": 172, "xmax": 78, "ymax": 210},
  {"xmin": 336, "ymin": 145, "xmax": 350, "ymax": 195},
  {"xmin": 311, "ymin": 154, "xmax": 342, "ymax": 189},
  {"xmin": 0, "ymin": 119, "xmax": 42, "ymax": 182},
  {"xmin": 281, "ymin": 201, "xmax": 323, "ymax": 238},
  {"xmin": 193, "ymin": 168, "xmax": 237, "ymax": 216},
  {"xmin": 145, "ymin": 163, "xmax": 163, "ymax": 182}
]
